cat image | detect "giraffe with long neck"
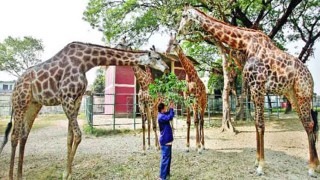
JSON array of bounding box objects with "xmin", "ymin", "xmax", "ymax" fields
[
  {"xmin": 132, "ymin": 65, "xmax": 161, "ymax": 152},
  {"xmin": 115, "ymin": 39, "xmax": 160, "ymax": 152},
  {"xmin": 178, "ymin": 5, "xmax": 318, "ymax": 176},
  {"xmin": 0, "ymin": 42, "xmax": 169, "ymax": 179},
  {"xmin": 166, "ymin": 33, "xmax": 207, "ymax": 153}
]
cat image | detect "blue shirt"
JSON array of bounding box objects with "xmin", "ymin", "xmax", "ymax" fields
[{"xmin": 158, "ymin": 108, "xmax": 175, "ymax": 146}]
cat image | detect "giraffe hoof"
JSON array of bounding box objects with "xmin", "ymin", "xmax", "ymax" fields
[
  {"xmin": 197, "ymin": 149, "xmax": 202, "ymax": 154},
  {"xmin": 185, "ymin": 148, "xmax": 190, "ymax": 153},
  {"xmin": 309, "ymin": 169, "xmax": 317, "ymax": 178},
  {"xmin": 256, "ymin": 166, "xmax": 264, "ymax": 176}
]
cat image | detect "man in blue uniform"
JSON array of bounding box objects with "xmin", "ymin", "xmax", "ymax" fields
[{"xmin": 158, "ymin": 102, "xmax": 175, "ymax": 180}]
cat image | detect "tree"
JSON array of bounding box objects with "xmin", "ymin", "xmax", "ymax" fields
[
  {"xmin": 0, "ymin": 36, "xmax": 44, "ymax": 77},
  {"xmin": 92, "ymin": 68, "xmax": 105, "ymax": 94},
  {"xmin": 83, "ymin": 0, "xmax": 320, "ymax": 130}
]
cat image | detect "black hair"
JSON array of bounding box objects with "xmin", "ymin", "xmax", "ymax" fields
[{"xmin": 158, "ymin": 103, "xmax": 165, "ymax": 113}]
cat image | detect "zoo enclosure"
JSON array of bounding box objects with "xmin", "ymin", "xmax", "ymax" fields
[{"xmin": 85, "ymin": 93, "xmax": 318, "ymax": 130}]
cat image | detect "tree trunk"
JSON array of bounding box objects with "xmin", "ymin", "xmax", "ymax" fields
[
  {"xmin": 235, "ymin": 80, "xmax": 246, "ymax": 121},
  {"xmin": 220, "ymin": 51, "xmax": 235, "ymax": 133}
]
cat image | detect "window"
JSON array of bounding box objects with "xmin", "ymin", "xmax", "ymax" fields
[
  {"xmin": 3, "ymin": 84, "xmax": 8, "ymax": 90},
  {"xmin": 9, "ymin": 85, "xmax": 12, "ymax": 90}
]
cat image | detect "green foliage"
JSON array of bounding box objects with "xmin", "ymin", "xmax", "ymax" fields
[
  {"xmin": 208, "ymin": 74, "xmax": 224, "ymax": 93},
  {"xmin": 92, "ymin": 68, "xmax": 105, "ymax": 94},
  {"xmin": 83, "ymin": 0, "xmax": 319, "ymax": 63},
  {"xmin": 148, "ymin": 72, "xmax": 188, "ymax": 105},
  {"xmin": 0, "ymin": 36, "xmax": 44, "ymax": 77}
]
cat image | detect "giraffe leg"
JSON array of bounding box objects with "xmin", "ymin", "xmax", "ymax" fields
[
  {"xmin": 185, "ymin": 106, "xmax": 191, "ymax": 152},
  {"xmin": 146, "ymin": 107, "xmax": 151, "ymax": 150},
  {"xmin": 62, "ymin": 97, "xmax": 82, "ymax": 180},
  {"xmin": 252, "ymin": 93, "xmax": 265, "ymax": 175},
  {"xmin": 9, "ymin": 114, "xmax": 20, "ymax": 180},
  {"xmin": 150, "ymin": 106, "xmax": 159, "ymax": 150},
  {"xmin": 193, "ymin": 104, "xmax": 201, "ymax": 154},
  {"xmin": 17, "ymin": 103, "xmax": 42, "ymax": 179},
  {"xmin": 297, "ymin": 98, "xmax": 319, "ymax": 177},
  {"xmin": 66, "ymin": 120, "xmax": 74, "ymax": 176},
  {"xmin": 200, "ymin": 107, "xmax": 205, "ymax": 151}
]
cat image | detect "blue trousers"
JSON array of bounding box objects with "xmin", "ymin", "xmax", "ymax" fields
[{"xmin": 160, "ymin": 145, "xmax": 172, "ymax": 180}]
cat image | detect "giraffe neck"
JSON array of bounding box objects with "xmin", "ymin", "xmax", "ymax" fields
[
  {"xmin": 132, "ymin": 66, "xmax": 153, "ymax": 90},
  {"xmin": 174, "ymin": 46, "xmax": 198, "ymax": 80},
  {"xmin": 57, "ymin": 42, "xmax": 150, "ymax": 73},
  {"xmin": 189, "ymin": 8, "xmax": 253, "ymax": 50},
  {"xmin": 145, "ymin": 66, "xmax": 153, "ymax": 80}
]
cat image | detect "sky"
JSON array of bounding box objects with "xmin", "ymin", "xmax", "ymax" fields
[{"xmin": 0, "ymin": 0, "xmax": 319, "ymax": 94}]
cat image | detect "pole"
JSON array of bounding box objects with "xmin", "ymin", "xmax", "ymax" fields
[
  {"xmin": 133, "ymin": 94, "xmax": 136, "ymax": 130},
  {"xmin": 113, "ymin": 93, "xmax": 116, "ymax": 130}
]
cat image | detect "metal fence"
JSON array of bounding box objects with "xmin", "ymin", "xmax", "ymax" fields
[
  {"xmin": 85, "ymin": 93, "xmax": 278, "ymax": 129},
  {"xmin": 0, "ymin": 94, "xmax": 86, "ymax": 117}
]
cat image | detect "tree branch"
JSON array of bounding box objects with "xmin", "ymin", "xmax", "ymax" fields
[
  {"xmin": 268, "ymin": 0, "xmax": 303, "ymax": 39},
  {"xmin": 299, "ymin": 30, "xmax": 320, "ymax": 62}
]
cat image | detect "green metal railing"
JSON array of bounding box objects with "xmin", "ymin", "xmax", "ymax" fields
[{"xmin": 85, "ymin": 93, "xmax": 320, "ymax": 129}]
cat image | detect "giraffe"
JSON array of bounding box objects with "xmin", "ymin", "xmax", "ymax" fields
[
  {"xmin": 0, "ymin": 41, "xmax": 169, "ymax": 180},
  {"xmin": 115, "ymin": 38, "xmax": 160, "ymax": 153},
  {"xmin": 166, "ymin": 33, "xmax": 207, "ymax": 154},
  {"xmin": 132, "ymin": 65, "xmax": 161, "ymax": 152},
  {"xmin": 178, "ymin": 5, "xmax": 318, "ymax": 176}
]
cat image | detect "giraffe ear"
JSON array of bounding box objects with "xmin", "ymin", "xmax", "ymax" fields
[{"xmin": 151, "ymin": 45, "xmax": 156, "ymax": 51}]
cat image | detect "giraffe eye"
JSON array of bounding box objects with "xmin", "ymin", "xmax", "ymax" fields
[{"xmin": 182, "ymin": 14, "xmax": 187, "ymax": 18}]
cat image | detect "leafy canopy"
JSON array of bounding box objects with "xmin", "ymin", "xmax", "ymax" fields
[
  {"xmin": 148, "ymin": 73, "xmax": 189, "ymax": 105},
  {"xmin": 0, "ymin": 36, "xmax": 44, "ymax": 77}
]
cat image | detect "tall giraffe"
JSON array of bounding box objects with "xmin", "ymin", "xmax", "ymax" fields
[
  {"xmin": 0, "ymin": 42, "xmax": 169, "ymax": 180},
  {"xmin": 178, "ymin": 5, "xmax": 318, "ymax": 176},
  {"xmin": 115, "ymin": 38, "xmax": 160, "ymax": 153},
  {"xmin": 166, "ymin": 33, "xmax": 207, "ymax": 154}
]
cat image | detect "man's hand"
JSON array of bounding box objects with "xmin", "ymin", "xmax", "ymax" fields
[{"xmin": 169, "ymin": 101, "xmax": 175, "ymax": 109}]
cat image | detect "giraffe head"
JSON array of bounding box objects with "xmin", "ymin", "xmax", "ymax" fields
[
  {"xmin": 178, "ymin": 4, "xmax": 196, "ymax": 35},
  {"xmin": 165, "ymin": 33, "xmax": 180, "ymax": 54},
  {"xmin": 140, "ymin": 45, "xmax": 169, "ymax": 72}
]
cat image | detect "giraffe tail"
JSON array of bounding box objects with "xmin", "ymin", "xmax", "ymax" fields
[
  {"xmin": 0, "ymin": 110, "xmax": 13, "ymax": 154},
  {"xmin": 311, "ymin": 109, "xmax": 318, "ymax": 141}
]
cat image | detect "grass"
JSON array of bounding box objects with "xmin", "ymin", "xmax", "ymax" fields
[{"xmin": 83, "ymin": 124, "xmax": 137, "ymax": 137}]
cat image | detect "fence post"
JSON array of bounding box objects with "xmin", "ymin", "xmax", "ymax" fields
[
  {"xmin": 113, "ymin": 93, "xmax": 116, "ymax": 130},
  {"xmin": 133, "ymin": 94, "xmax": 136, "ymax": 130},
  {"xmin": 207, "ymin": 94, "xmax": 210, "ymax": 125},
  {"xmin": 85, "ymin": 91, "xmax": 93, "ymax": 127}
]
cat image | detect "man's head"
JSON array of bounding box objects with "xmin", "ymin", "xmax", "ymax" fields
[{"xmin": 158, "ymin": 102, "xmax": 167, "ymax": 113}]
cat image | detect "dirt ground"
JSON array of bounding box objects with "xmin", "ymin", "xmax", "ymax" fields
[{"xmin": 0, "ymin": 113, "xmax": 318, "ymax": 180}]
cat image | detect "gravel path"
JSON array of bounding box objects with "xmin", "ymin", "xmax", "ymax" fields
[{"xmin": 0, "ymin": 114, "xmax": 317, "ymax": 179}]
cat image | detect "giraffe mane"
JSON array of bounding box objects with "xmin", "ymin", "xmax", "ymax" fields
[{"xmin": 69, "ymin": 41, "xmax": 148, "ymax": 54}]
